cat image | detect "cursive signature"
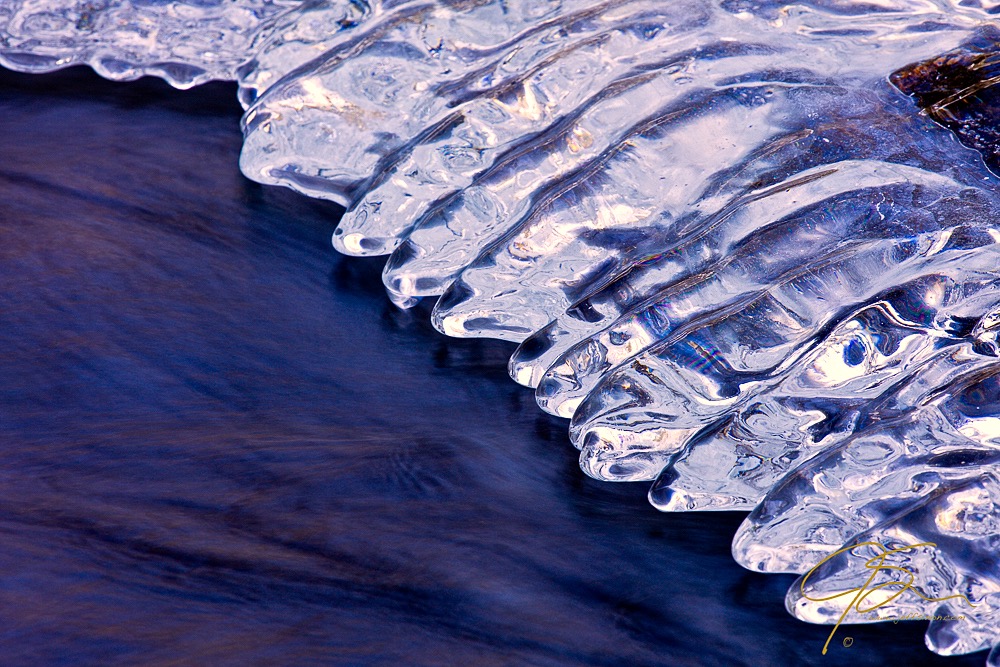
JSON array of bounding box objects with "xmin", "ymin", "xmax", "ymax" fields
[{"xmin": 799, "ymin": 541, "xmax": 976, "ymax": 655}]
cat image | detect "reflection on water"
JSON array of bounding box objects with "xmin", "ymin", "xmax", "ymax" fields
[{"xmin": 0, "ymin": 67, "xmax": 984, "ymax": 666}]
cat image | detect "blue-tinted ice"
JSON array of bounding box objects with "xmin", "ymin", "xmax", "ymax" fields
[{"xmin": 3, "ymin": 0, "xmax": 1000, "ymax": 661}]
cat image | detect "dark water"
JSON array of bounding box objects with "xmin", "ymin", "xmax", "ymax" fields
[{"xmin": 0, "ymin": 67, "xmax": 986, "ymax": 666}]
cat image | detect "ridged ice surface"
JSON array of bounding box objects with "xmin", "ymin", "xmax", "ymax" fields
[
  {"xmin": 0, "ymin": 0, "xmax": 305, "ymax": 87},
  {"xmin": 3, "ymin": 0, "xmax": 1000, "ymax": 662}
]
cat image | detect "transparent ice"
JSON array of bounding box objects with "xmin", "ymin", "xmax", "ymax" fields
[{"xmin": 3, "ymin": 0, "xmax": 1000, "ymax": 661}]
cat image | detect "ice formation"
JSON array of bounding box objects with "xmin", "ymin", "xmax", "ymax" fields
[{"xmin": 3, "ymin": 0, "xmax": 1000, "ymax": 660}]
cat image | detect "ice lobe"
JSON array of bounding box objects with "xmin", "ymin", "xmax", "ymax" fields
[
  {"xmin": 0, "ymin": 0, "xmax": 304, "ymax": 87},
  {"xmin": 3, "ymin": 1, "xmax": 1000, "ymax": 662},
  {"xmin": 786, "ymin": 472, "xmax": 1000, "ymax": 658}
]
